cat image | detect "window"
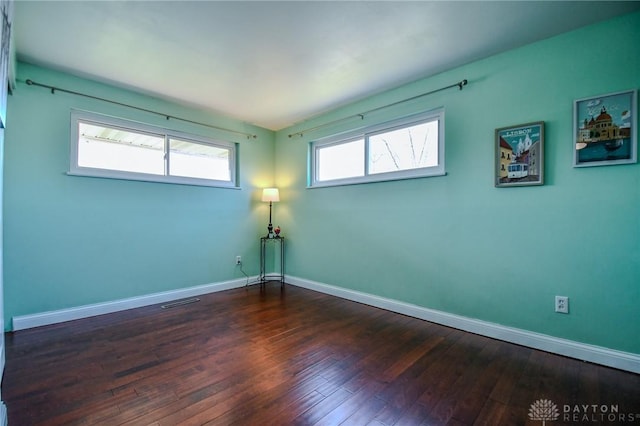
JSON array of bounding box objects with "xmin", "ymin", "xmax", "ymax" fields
[
  {"xmin": 316, "ymin": 138, "xmax": 364, "ymax": 181},
  {"xmin": 70, "ymin": 110, "xmax": 237, "ymax": 188},
  {"xmin": 310, "ymin": 108, "xmax": 444, "ymax": 187}
]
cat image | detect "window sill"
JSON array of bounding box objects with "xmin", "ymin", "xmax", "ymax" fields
[
  {"xmin": 67, "ymin": 169, "xmax": 240, "ymax": 189},
  {"xmin": 308, "ymin": 170, "xmax": 447, "ymax": 189}
]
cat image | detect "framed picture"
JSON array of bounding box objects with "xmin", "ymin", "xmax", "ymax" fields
[
  {"xmin": 495, "ymin": 121, "xmax": 544, "ymax": 187},
  {"xmin": 573, "ymin": 89, "xmax": 637, "ymax": 167}
]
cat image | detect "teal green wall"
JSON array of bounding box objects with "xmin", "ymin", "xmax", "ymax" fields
[
  {"xmin": 3, "ymin": 63, "xmax": 275, "ymax": 328},
  {"xmin": 0, "ymin": 127, "xmax": 5, "ymax": 352},
  {"xmin": 275, "ymin": 12, "xmax": 640, "ymax": 354}
]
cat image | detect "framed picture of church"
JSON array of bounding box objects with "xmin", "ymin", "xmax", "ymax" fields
[
  {"xmin": 573, "ymin": 89, "xmax": 637, "ymax": 167},
  {"xmin": 495, "ymin": 121, "xmax": 544, "ymax": 187}
]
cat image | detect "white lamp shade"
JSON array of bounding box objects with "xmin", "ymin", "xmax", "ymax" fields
[{"xmin": 261, "ymin": 188, "xmax": 280, "ymax": 202}]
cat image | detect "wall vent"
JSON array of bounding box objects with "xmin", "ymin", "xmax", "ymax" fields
[{"xmin": 161, "ymin": 297, "xmax": 200, "ymax": 309}]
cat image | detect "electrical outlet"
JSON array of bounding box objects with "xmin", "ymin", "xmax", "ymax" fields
[
  {"xmin": 235, "ymin": 256, "xmax": 242, "ymax": 265},
  {"xmin": 555, "ymin": 296, "xmax": 569, "ymax": 314}
]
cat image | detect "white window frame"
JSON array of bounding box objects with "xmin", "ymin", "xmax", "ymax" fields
[
  {"xmin": 309, "ymin": 108, "xmax": 445, "ymax": 187},
  {"xmin": 69, "ymin": 110, "xmax": 238, "ymax": 188}
]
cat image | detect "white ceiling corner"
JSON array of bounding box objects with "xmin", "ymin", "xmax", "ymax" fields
[{"xmin": 13, "ymin": 1, "xmax": 640, "ymax": 131}]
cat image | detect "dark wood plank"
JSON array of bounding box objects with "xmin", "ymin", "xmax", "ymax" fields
[{"xmin": 2, "ymin": 283, "xmax": 639, "ymax": 425}]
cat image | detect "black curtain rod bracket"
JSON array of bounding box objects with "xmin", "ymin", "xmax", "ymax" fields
[
  {"xmin": 288, "ymin": 78, "xmax": 468, "ymax": 138},
  {"xmin": 24, "ymin": 79, "xmax": 257, "ymax": 140}
]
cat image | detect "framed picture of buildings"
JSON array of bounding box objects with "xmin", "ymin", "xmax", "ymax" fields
[
  {"xmin": 573, "ymin": 89, "xmax": 637, "ymax": 167},
  {"xmin": 495, "ymin": 121, "xmax": 544, "ymax": 187}
]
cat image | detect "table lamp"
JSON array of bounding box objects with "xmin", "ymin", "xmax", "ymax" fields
[{"xmin": 261, "ymin": 188, "xmax": 280, "ymax": 238}]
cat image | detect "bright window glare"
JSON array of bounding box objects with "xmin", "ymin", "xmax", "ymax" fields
[
  {"xmin": 71, "ymin": 111, "xmax": 237, "ymax": 188},
  {"xmin": 317, "ymin": 139, "xmax": 365, "ymax": 181},
  {"xmin": 78, "ymin": 123, "xmax": 165, "ymax": 175},
  {"xmin": 310, "ymin": 108, "xmax": 444, "ymax": 187},
  {"xmin": 369, "ymin": 121, "xmax": 438, "ymax": 174},
  {"xmin": 169, "ymin": 138, "xmax": 231, "ymax": 181}
]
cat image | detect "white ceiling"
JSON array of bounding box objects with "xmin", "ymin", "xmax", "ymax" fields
[{"xmin": 13, "ymin": 1, "xmax": 640, "ymax": 131}]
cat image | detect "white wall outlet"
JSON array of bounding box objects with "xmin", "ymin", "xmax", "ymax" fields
[
  {"xmin": 235, "ymin": 256, "xmax": 242, "ymax": 265},
  {"xmin": 555, "ymin": 296, "xmax": 569, "ymax": 314}
]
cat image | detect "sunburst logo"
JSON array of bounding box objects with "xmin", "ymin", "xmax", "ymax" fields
[{"xmin": 529, "ymin": 399, "xmax": 560, "ymax": 425}]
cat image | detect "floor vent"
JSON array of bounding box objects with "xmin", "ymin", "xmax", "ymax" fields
[{"xmin": 161, "ymin": 297, "xmax": 201, "ymax": 309}]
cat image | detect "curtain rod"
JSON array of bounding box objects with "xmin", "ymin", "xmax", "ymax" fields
[
  {"xmin": 288, "ymin": 79, "xmax": 468, "ymax": 138},
  {"xmin": 24, "ymin": 79, "xmax": 258, "ymax": 140}
]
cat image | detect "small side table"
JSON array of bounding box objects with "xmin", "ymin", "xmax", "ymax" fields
[{"xmin": 259, "ymin": 236, "xmax": 285, "ymax": 287}]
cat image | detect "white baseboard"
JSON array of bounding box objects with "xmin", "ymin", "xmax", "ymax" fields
[
  {"xmin": 12, "ymin": 276, "xmax": 259, "ymax": 331},
  {"xmin": 11, "ymin": 274, "xmax": 639, "ymax": 374},
  {"xmin": 286, "ymin": 275, "xmax": 640, "ymax": 374}
]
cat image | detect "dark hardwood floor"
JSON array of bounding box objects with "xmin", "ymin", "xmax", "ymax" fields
[{"xmin": 3, "ymin": 283, "xmax": 639, "ymax": 425}]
